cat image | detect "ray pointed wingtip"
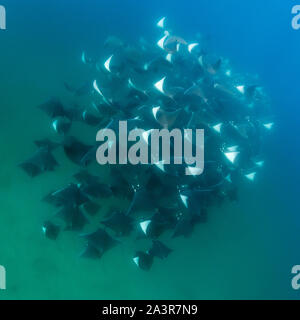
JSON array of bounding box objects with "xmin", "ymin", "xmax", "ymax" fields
[
  {"xmin": 245, "ymin": 172, "xmax": 257, "ymax": 181},
  {"xmin": 93, "ymin": 79, "xmax": 102, "ymax": 96},
  {"xmin": 104, "ymin": 55, "xmax": 113, "ymax": 72},
  {"xmin": 140, "ymin": 220, "xmax": 152, "ymax": 235},
  {"xmin": 165, "ymin": 53, "xmax": 173, "ymax": 63},
  {"xmin": 157, "ymin": 17, "xmax": 166, "ymax": 28},
  {"xmin": 224, "ymin": 151, "xmax": 240, "ymax": 164},
  {"xmin": 154, "ymin": 77, "xmax": 166, "ymax": 94},
  {"xmin": 157, "ymin": 34, "xmax": 168, "ymax": 49},
  {"xmin": 236, "ymin": 85, "xmax": 245, "ymax": 94},
  {"xmin": 263, "ymin": 122, "xmax": 274, "ymax": 130},
  {"xmin": 212, "ymin": 123, "xmax": 222, "ymax": 133},
  {"xmin": 81, "ymin": 51, "xmax": 86, "ymax": 64},
  {"xmin": 188, "ymin": 43, "xmax": 199, "ymax": 53}
]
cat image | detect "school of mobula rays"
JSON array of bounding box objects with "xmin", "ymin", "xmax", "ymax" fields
[{"xmin": 20, "ymin": 17, "xmax": 273, "ymax": 270}]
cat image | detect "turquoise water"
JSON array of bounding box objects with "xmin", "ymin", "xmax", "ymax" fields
[{"xmin": 0, "ymin": 0, "xmax": 300, "ymax": 299}]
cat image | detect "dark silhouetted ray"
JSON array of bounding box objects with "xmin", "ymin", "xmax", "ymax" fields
[
  {"xmin": 149, "ymin": 240, "xmax": 172, "ymax": 259},
  {"xmin": 80, "ymin": 228, "xmax": 119, "ymax": 254},
  {"xmin": 172, "ymin": 214, "xmax": 194, "ymax": 238},
  {"xmin": 42, "ymin": 221, "xmax": 60, "ymax": 240},
  {"xmin": 43, "ymin": 183, "xmax": 89, "ymax": 207},
  {"xmin": 63, "ymin": 136, "xmax": 93, "ymax": 166},
  {"xmin": 133, "ymin": 251, "xmax": 154, "ymax": 271},
  {"xmin": 80, "ymin": 242, "xmax": 102, "ymax": 259},
  {"xmin": 19, "ymin": 147, "xmax": 59, "ymax": 177},
  {"xmin": 38, "ymin": 98, "xmax": 65, "ymax": 118},
  {"xmin": 34, "ymin": 138, "xmax": 60, "ymax": 151},
  {"xmin": 56, "ymin": 204, "xmax": 88, "ymax": 231},
  {"xmin": 52, "ymin": 116, "xmax": 72, "ymax": 135},
  {"xmin": 101, "ymin": 211, "xmax": 133, "ymax": 236}
]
